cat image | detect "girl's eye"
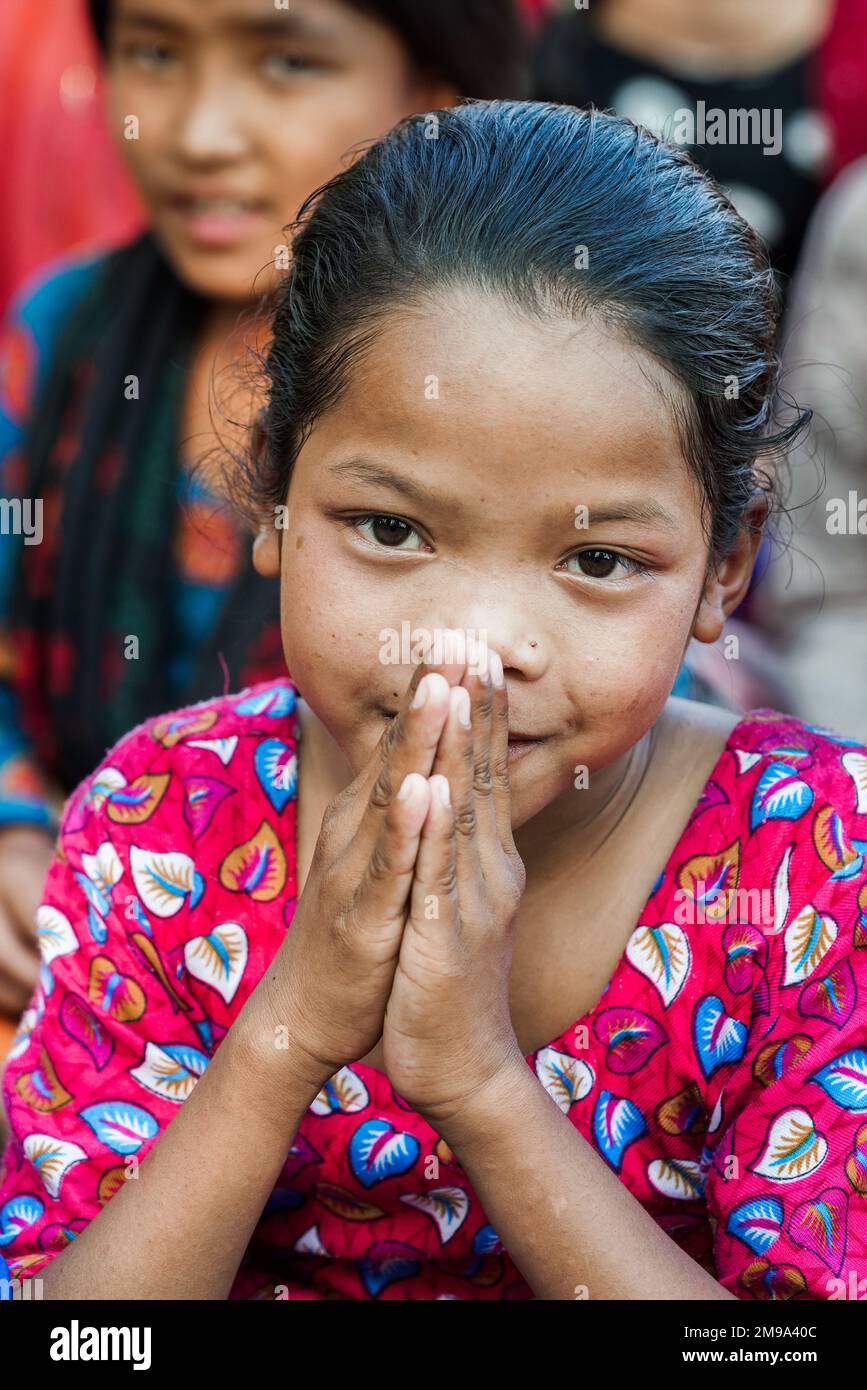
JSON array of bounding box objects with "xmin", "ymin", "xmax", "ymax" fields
[
  {"xmin": 561, "ymin": 548, "xmax": 649, "ymax": 582},
  {"xmin": 351, "ymin": 515, "xmax": 426, "ymax": 551}
]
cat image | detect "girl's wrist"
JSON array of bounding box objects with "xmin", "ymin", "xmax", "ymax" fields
[{"xmin": 232, "ymin": 983, "xmax": 331, "ymax": 1116}]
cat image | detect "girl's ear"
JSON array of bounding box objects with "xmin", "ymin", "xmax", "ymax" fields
[
  {"xmin": 252, "ymin": 522, "xmax": 280, "ymax": 578},
  {"xmin": 251, "ymin": 409, "xmax": 281, "ymax": 578},
  {"xmin": 691, "ymin": 494, "xmax": 769, "ymax": 644}
]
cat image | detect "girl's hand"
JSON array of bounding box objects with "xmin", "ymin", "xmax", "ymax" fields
[
  {"xmin": 381, "ymin": 652, "xmax": 527, "ymax": 1126},
  {"xmin": 0, "ymin": 827, "xmax": 54, "ymax": 1018},
  {"xmin": 250, "ymin": 659, "xmax": 456, "ymax": 1093}
]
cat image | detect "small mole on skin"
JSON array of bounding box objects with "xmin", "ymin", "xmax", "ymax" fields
[{"xmin": 296, "ymin": 535, "xmax": 304, "ymax": 548}]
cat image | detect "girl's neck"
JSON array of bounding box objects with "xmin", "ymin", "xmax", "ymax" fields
[{"xmin": 596, "ymin": 0, "xmax": 832, "ymax": 78}]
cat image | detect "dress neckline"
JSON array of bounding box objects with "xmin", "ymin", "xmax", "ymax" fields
[{"xmin": 284, "ymin": 689, "xmax": 774, "ymax": 1089}]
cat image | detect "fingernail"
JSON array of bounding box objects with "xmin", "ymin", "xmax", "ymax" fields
[
  {"xmin": 431, "ymin": 774, "xmax": 451, "ymax": 806},
  {"xmin": 410, "ymin": 675, "xmax": 430, "ymax": 709},
  {"xmin": 454, "ymin": 687, "xmax": 472, "ymax": 728},
  {"xmin": 489, "ymin": 651, "xmax": 504, "ymax": 687},
  {"xmin": 397, "ymin": 773, "xmax": 417, "ymax": 799}
]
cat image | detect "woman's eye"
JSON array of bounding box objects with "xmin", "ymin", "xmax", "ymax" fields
[
  {"xmin": 120, "ymin": 41, "xmax": 177, "ymax": 70},
  {"xmin": 261, "ymin": 50, "xmax": 316, "ymax": 79},
  {"xmin": 562, "ymin": 548, "xmax": 648, "ymax": 581},
  {"xmin": 352, "ymin": 515, "xmax": 425, "ymax": 551}
]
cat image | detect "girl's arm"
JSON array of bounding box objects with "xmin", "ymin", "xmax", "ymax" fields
[
  {"xmin": 30, "ymin": 999, "xmax": 322, "ymax": 1301},
  {"xmin": 434, "ymin": 1063, "xmax": 737, "ymax": 1300}
]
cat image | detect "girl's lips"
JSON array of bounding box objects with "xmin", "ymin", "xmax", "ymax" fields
[
  {"xmin": 507, "ymin": 737, "xmax": 543, "ymax": 764},
  {"xmin": 166, "ymin": 197, "xmax": 272, "ymax": 248},
  {"xmin": 376, "ymin": 707, "xmax": 546, "ymax": 764}
]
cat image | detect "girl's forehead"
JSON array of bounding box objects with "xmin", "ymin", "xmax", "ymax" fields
[
  {"xmin": 295, "ymin": 296, "xmax": 699, "ymax": 519},
  {"xmin": 332, "ymin": 290, "xmax": 687, "ymax": 447}
]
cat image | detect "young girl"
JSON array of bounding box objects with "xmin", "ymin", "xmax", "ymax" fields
[
  {"xmin": 0, "ymin": 0, "xmax": 525, "ymax": 1019},
  {"xmin": 2, "ymin": 101, "xmax": 866, "ymax": 1301}
]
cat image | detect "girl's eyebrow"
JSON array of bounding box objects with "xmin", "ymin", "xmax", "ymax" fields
[
  {"xmin": 328, "ymin": 459, "xmax": 678, "ymax": 529},
  {"xmin": 328, "ymin": 459, "xmax": 437, "ymax": 508}
]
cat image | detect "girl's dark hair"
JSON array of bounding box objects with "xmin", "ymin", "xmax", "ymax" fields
[
  {"xmin": 85, "ymin": 0, "xmax": 529, "ymax": 100},
  {"xmin": 245, "ymin": 100, "xmax": 808, "ymax": 566}
]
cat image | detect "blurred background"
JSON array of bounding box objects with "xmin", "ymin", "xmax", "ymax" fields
[{"xmin": 0, "ymin": 0, "xmax": 865, "ymax": 1064}]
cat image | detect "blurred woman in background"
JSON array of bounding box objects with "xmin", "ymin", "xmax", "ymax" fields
[{"xmin": 0, "ymin": 0, "xmax": 527, "ymax": 1022}]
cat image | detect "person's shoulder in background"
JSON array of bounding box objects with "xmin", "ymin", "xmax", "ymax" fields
[
  {"xmin": 0, "ymin": 246, "xmax": 110, "ymax": 442},
  {"xmin": 783, "ymin": 153, "xmax": 867, "ymax": 322},
  {"xmin": 750, "ymin": 156, "xmax": 867, "ymax": 742}
]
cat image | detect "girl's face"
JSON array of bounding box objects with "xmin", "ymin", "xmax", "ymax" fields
[
  {"xmin": 255, "ymin": 288, "xmax": 761, "ymax": 831},
  {"xmin": 104, "ymin": 0, "xmax": 455, "ymax": 302}
]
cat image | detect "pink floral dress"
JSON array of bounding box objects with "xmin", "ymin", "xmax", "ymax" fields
[{"xmin": 2, "ymin": 678, "xmax": 867, "ymax": 1300}]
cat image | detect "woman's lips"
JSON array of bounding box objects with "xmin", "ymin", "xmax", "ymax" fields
[{"xmin": 165, "ymin": 196, "xmax": 271, "ymax": 248}]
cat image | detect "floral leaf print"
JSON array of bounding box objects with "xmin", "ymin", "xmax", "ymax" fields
[
  {"xmin": 129, "ymin": 1042, "xmax": 209, "ymax": 1104},
  {"xmin": 788, "ymin": 1186, "xmax": 848, "ymax": 1276},
  {"xmin": 35, "ymin": 905, "xmax": 78, "ymax": 967},
  {"xmin": 534, "ymin": 1048, "xmax": 594, "ymax": 1112},
  {"xmin": 78, "ymin": 1101, "xmax": 159, "ymax": 1156},
  {"xmin": 725, "ymin": 1196, "xmax": 783, "ymax": 1256},
  {"xmin": 183, "ymin": 922, "xmax": 249, "ymax": 1005},
  {"xmin": 400, "ymin": 1188, "xmax": 470, "ymax": 1244},
  {"xmin": 750, "ymin": 761, "xmax": 814, "ymax": 831},
  {"xmin": 592, "ymin": 1092, "xmax": 646, "ymax": 1171},
  {"xmin": 310, "ymin": 1067, "xmax": 371, "ymax": 1117},
  {"xmin": 692, "ymin": 995, "xmax": 749, "ymax": 1078},
  {"xmin": 59, "ymin": 993, "xmax": 115, "ymax": 1070},
  {"xmin": 151, "ymin": 709, "xmax": 218, "ymax": 747},
  {"xmin": 187, "ymin": 735, "xmax": 239, "ymax": 766},
  {"xmin": 181, "ymin": 775, "xmax": 233, "ymax": 838},
  {"xmin": 676, "ymin": 840, "xmax": 740, "ymax": 920},
  {"xmin": 14, "ymin": 1049, "xmax": 72, "ymax": 1112},
  {"xmin": 799, "ymin": 959, "xmax": 856, "ymax": 1029},
  {"xmin": 812, "ymin": 804, "xmax": 867, "ymax": 881},
  {"xmin": 0, "ymin": 1195, "xmax": 45, "ymax": 1249},
  {"xmin": 314, "ymin": 1184, "xmax": 387, "ymax": 1222},
  {"xmin": 218, "ymin": 822, "xmax": 287, "ymax": 902},
  {"xmin": 783, "ymin": 904, "xmax": 838, "ymax": 986},
  {"xmin": 22, "ymin": 1135, "xmax": 87, "ymax": 1198},
  {"xmin": 130, "ymin": 846, "xmax": 204, "ymax": 918},
  {"xmin": 254, "ymin": 738, "xmax": 297, "ymax": 813},
  {"xmin": 592, "ymin": 1007, "xmax": 667, "ymax": 1073},
  {"xmin": 87, "ymin": 956, "xmax": 147, "ymax": 1023},
  {"xmin": 841, "ymin": 751, "xmax": 867, "ymax": 814},
  {"xmin": 646, "ymin": 1158, "xmax": 704, "ymax": 1201},
  {"xmin": 348, "ymin": 1120, "xmax": 420, "ymax": 1188},
  {"xmin": 626, "ymin": 922, "xmax": 691, "ymax": 1007},
  {"xmin": 808, "ymin": 1049, "xmax": 867, "ymax": 1112},
  {"xmin": 105, "ymin": 773, "xmax": 171, "ymax": 825},
  {"xmin": 749, "ymin": 1108, "xmax": 829, "ymax": 1182}
]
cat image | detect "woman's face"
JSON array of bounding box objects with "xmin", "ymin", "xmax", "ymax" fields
[
  {"xmin": 104, "ymin": 0, "xmax": 455, "ymax": 302},
  {"xmin": 255, "ymin": 288, "xmax": 760, "ymax": 831}
]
